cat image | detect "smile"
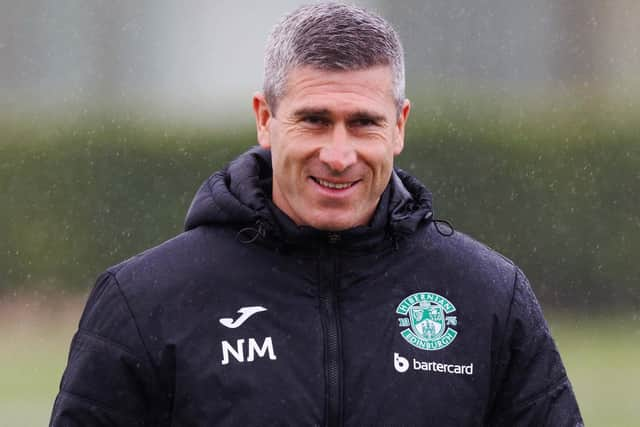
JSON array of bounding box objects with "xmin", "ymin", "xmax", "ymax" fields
[{"xmin": 311, "ymin": 177, "xmax": 357, "ymax": 190}]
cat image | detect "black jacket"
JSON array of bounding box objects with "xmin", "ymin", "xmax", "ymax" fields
[{"xmin": 51, "ymin": 147, "xmax": 583, "ymax": 426}]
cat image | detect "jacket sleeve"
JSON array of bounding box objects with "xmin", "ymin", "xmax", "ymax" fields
[
  {"xmin": 50, "ymin": 271, "xmax": 155, "ymax": 426},
  {"xmin": 486, "ymin": 268, "xmax": 584, "ymax": 427}
]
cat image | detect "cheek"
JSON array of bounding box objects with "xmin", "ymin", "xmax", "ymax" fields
[
  {"xmin": 364, "ymin": 143, "xmax": 395, "ymax": 170},
  {"xmin": 369, "ymin": 151, "xmax": 395, "ymax": 188},
  {"xmin": 271, "ymin": 146, "xmax": 306, "ymax": 186}
]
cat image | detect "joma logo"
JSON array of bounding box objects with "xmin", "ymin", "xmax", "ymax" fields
[{"xmin": 221, "ymin": 337, "xmax": 277, "ymax": 365}]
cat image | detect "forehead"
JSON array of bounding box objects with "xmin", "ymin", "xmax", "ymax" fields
[{"xmin": 280, "ymin": 65, "xmax": 396, "ymax": 115}]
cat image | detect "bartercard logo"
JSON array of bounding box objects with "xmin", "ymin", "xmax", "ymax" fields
[
  {"xmin": 393, "ymin": 353, "xmax": 473, "ymax": 375},
  {"xmin": 394, "ymin": 353, "xmax": 409, "ymax": 373}
]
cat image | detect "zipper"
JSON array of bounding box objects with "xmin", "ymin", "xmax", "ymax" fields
[{"xmin": 322, "ymin": 233, "xmax": 342, "ymax": 427}]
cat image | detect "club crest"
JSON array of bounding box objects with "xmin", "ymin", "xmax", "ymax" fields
[{"xmin": 396, "ymin": 292, "xmax": 458, "ymax": 351}]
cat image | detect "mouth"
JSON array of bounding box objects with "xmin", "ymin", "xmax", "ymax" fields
[{"xmin": 310, "ymin": 176, "xmax": 359, "ymax": 191}]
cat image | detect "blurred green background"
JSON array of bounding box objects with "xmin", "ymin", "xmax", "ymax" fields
[
  {"xmin": 1, "ymin": 0, "xmax": 639, "ymax": 426},
  {"xmin": 2, "ymin": 107, "xmax": 639, "ymax": 308}
]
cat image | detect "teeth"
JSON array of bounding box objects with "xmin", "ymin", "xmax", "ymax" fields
[{"xmin": 316, "ymin": 178, "xmax": 353, "ymax": 189}]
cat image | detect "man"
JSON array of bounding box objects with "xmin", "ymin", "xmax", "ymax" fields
[{"xmin": 51, "ymin": 3, "xmax": 583, "ymax": 426}]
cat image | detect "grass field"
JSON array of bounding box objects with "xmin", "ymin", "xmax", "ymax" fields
[
  {"xmin": 547, "ymin": 312, "xmax": 640, "ymax": 426},
  {"xmin": 1, "ymin": 295, "xmax": 638, "ymax": 426},
  {"xmin": 0, "ymin": 295, "xmax": 82, "ymax": 427}
]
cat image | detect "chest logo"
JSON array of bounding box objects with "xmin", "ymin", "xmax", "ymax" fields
[
  {"xmin": 219, "ymin": 306, "xmax": 267, "ymax": 329},
  {"xmin": 396, "ymin": 292, "xmax": 458, "ymax": 351}
]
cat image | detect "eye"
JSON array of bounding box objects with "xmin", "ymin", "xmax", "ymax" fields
[
  {"xmin": 353, "ymin": 118, "xmax": 375, "ymax": 127},
  {"xmin": 302, "ymin": 115, "xmax": 329, "ymax": 126},
  {"xmin": 350, "ymin": 117, "xmax": 379, "ymax": 128}
]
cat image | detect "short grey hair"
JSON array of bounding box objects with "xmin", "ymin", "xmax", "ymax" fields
[{"xmin": 263, "ymin": 2, "xmax": 405, "ymax": 114}]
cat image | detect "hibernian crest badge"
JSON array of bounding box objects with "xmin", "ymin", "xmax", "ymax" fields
[{"xmin": 396, "ymin": 292, "xmax": 458, "ymax": 351}]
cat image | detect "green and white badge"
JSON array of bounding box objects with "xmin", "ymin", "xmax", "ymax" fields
[{"xmin": 397, "ymin": 292, "xmax": 458, "ymax": 351}]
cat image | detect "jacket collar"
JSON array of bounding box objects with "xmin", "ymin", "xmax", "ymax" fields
[{"xmin": 185, "ymin": 146, "xmax": 433, "ymax": 251}]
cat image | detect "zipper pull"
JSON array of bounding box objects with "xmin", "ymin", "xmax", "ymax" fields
[{"xmin": 327, "ymin": 232, "xmax": 341, "ymax": 244}]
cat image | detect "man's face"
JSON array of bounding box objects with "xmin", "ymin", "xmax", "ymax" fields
[{"xmin": 253, "ymin": 65, "xmax": 410, "ymax": 231}]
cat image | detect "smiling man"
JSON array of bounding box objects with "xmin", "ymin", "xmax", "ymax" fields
[
  {"xmin": 51, "ymin": 3, "xmax": 583, "ymax": 426},
  {"xmin": 254, "ymin": 64, "xmax": 409, "ymax": 230}
]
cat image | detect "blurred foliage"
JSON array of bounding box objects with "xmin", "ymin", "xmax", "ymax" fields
[
  {"xmin": 0, "ymin": 119, "xmax": 251, "ymax": 293},
  {"xmin": 1, "ymin": 107, "xmax": 638, "ymax": 311}
]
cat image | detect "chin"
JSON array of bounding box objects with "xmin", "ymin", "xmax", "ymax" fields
[
  {"xmin": 313, "ymin": 223, "xmax": 350, "ymax": 232},
  {"xmin": 307, "ymin": 215, "xmax": 360, "ymax": 232}
]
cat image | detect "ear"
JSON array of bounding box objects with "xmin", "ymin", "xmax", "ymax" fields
[
  {"xmin": 393, "ymin": 99, "xmax": 411, "ymax": 155},
  {"xmin": 253, "ymin": 92, "xmax": 273, "ymax": 149}
]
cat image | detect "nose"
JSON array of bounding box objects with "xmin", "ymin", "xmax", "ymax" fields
[{"xmin": 318, "ymin": 124, "xmax": 357, "ymax": 172}]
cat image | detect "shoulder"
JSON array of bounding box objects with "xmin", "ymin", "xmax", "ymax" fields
[
  {"xmin": 393, "ymin": 221, "xmax": 526, "ymax": 323},
  {"xmin": 420, "ymin": 221, "xmax": 518, "ymax": 285},
  {"xmin": 103, "ymin": 225, "xmax": 242, "ymax": 303},
  {"xmin": 110, "ymin": 225, "xmax": 233, "ymax": 274},
  {"xmin": 78, "ymin": 225, "xmax": 248, "ymax": 353}
]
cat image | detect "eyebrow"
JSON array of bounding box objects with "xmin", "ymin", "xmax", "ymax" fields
[
  {"xmin": 348, "ymin": 110, "xmax": 387, "ymax": 123},
  {"xmin": 292, "ymin": 108, "xmax": 331, "ymax": 118},
  {"xmin": 292, "ymin": 108, "xmax": 386, "ymax": 122}
]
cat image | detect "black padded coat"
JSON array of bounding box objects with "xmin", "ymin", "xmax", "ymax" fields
[{"xmin": 51, "ymin": 147, "xmax": 583, "ymax": 426}]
